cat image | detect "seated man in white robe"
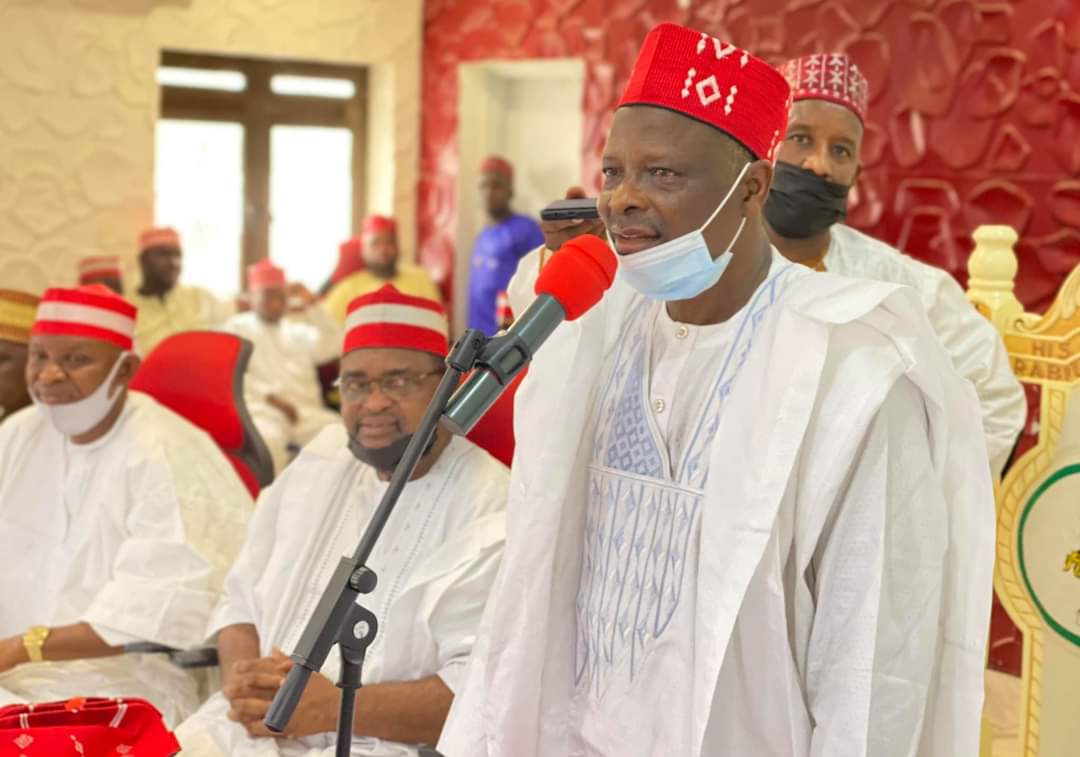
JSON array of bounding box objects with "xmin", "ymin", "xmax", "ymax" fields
[
  {"xmin": 441, "ymin": 23, "xmax": 994, "ymax": 757},
  {"xmin": 0, "ymin": 285, "xmax": 253, "ymax": 725},
  {"xmin": 177, "ymin": 284, "xmax": 508, "ymax": 756},
  {"xmin": 763, "ymin": 52, "xmax": 1026, "ymax": 476},
  {"xmin": 225, "ymin": 258, "xmax": 342, "ymax": 473},
  {"xmin": 130, "ymin": 227, "xmax": 235, "ymax": 355}
]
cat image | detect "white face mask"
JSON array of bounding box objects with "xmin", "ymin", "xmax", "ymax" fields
[
  {"xmin": 615, "ymin": 161, "xmax": 750, "ymax": 301},
  {"xmin": 32, "ymin": 352, "xmax": 131, "ymax": 438}
]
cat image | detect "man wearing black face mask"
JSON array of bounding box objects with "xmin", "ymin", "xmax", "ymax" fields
[
  {"xmin": 764, "ymin": 52, "xmax": 1025, "ymax": 478},
  {"xmin": 176, "ymin": 283, "xmax": 508, "ymax": 756}
]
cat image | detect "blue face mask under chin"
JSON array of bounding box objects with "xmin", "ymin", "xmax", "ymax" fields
[{"xmin": 614, "ymin": 161, "xmax": 750, "ymax": 302}]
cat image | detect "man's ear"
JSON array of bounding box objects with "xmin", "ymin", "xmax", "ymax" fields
[
  {"xmin": 117, "ymin": 353, "xmax": 141, "ymax": 386},
  {"xmin": 742, "ymin": 159, "xmax": 775, "ymax": 218}
]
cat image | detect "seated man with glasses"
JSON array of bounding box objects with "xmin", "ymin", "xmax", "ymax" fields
[{"xmin": 176, "ymin": 284, "xmax": 509, "ymax": 756}]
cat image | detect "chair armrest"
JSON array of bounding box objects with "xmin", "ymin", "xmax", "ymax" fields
[{"xmin": 123, "ymin": 642, "xmax": 220, "ymax": 669}]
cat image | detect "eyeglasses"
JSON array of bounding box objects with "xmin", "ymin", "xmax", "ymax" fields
[{"xmin": 334, "ymin": 370, "xmax": 441, "ymax": 403}]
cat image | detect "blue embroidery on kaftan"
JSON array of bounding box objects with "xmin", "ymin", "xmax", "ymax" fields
[{"xmin": 576, "ymin": 263, "xmax": 799, "ymax": 698}]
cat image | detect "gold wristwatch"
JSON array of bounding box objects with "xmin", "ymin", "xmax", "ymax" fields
[{"xmin": 22, "ymin": 626, "xmax": 50, "ymax": 663}]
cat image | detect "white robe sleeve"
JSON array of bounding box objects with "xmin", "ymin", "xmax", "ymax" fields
[
  {"xmin": 919, "ymin": 269, "xmax": 1025, "ymax": 476},
  {"xmin": 206, "ymin": 484, "xmax": 285, "ymax": 637},
  {"xmin": 222, "ymin": 316, "xmax": 275, "ymax": 403},
  {"xmin": 805, "ymin": 377, "xmax": 950, "ymax": 757},
  {"xmin": 201, "ymin": 287, "xmax": 237, "ymax": 327},
  {"xmin": 300, "ymin": 303, "xmax": 344, "ymax": 365},
  {"xmin": 505, "ymin": 245, "xmax": 546, "ymax": 319},
  {"xmin": 427, "ymin": 519, "xmax": 505, "ymax": 694},
  {"xmin": 82, "ymin": 458, "xmax": 227, "ymax": 650}
]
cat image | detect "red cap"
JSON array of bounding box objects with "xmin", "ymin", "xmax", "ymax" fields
[
  {"xmin": 362, "ymin": 214, "xmax": 397, "ymax": 237},
  {"xmin": 534, "ymin": 234, "xmax": 617, "ymax": 321},
  {"xmin": 139, "ymin": 227, "xmax": 181, "ymax": 253},
  {"xmin": 247, "ymin": 258, "xmax": 287, "ymax": 290},
  {"xmin": 780, "ymin": 53, "xmax": 869, "ymax": 123},
  {"xmin": 343, "ymin": 284, "xmax": 449, "ymax": 357},
  {"xmin": 618, "ymin": 22, "xmax": 791, "ymax": 161},
  {"xmin": 78, "ymin": 255, "xmax": 122, "ymax": 284},
  {"xmin": 33, "ymin": 285, "xmax": 138, "ymax": 350},
  {"xmin": 480, "ymin": 155, "xmax": 514, "ymax": 180}
]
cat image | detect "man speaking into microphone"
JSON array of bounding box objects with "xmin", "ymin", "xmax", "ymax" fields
[{"xmin": 440, "ymin": 22, "xmax": 994, "ymax": 757}]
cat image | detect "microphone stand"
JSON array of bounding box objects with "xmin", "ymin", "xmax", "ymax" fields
[{"xmin": 265, "ymin": 329, "xmax": 488, "ymax": 757}]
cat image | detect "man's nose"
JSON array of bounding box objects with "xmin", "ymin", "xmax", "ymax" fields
[
  {"xmin": 35, "ymin": 361, "xmax": 67, "ymax": 385},
  {"xmin": 606, "ymin": 176, "xmax": 648, "ymax": 217},
  {"xmin": 361, "ymin": 385, "xmax": 395, "ymax": 413},
  {"xmin": 801, "ymin": 147, "xmax": 832, "ymax": 180}
]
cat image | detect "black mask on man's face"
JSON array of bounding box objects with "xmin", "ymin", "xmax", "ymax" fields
[
  {"xmin": 347, "ymin": 427, "xmax": 437, "ymax": 473},
  {"xmin": 764, "ymin": 161, "xmax": 852, "ymax": 240}
]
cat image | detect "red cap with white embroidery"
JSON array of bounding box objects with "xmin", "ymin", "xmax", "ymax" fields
[
  {"xmin": 617, "ymin": 22, "xmax": 792, "ymax": 161},
  {"xmin": 779, "ymin": 52, "xmax": 869, "ymax": 123}
]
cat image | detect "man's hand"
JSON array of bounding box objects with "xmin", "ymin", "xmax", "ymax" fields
[
  {"xmin": 224, "ymin": 653, "xmax": 290, "ymax": 736},
  {"xmin": 229, "ymin": 649, "xmax": 338, "ymax": 739},
  {"xmin": 541, "ymin": 186, "xmax": 607, "ymax": 252},
  {"xmin": 266, "ymin": 394, "xmax": 300, "ymax": 425},
  {"xmin": 0, "ymin": 636, "xmax": 28, "ymax": 674},
  {"xmin": 223, "ymin": 655, "xmax": 289, "ymax": 707},
  {"xmin": 287, "ymin": 283, "xmax": 318, "ymax": 312}
]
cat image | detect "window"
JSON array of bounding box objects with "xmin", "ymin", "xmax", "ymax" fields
[
  {"xmin": 270, "ymin": 75, "xmax": 356, "ymax": 99},
  {"xmin": 155, "ymin": 120, "xmax": 244, "ymax": 297},
  {"xmin": 270, "ymin": 126, "xmax": 353, "ymax": 289},
  {"xmin": 155, "ymin": 52, "xmax": 367, "ymax": 294},
  {"xmin": 157, "ymin": 67, "xmax": 246, "ymax": 92}
]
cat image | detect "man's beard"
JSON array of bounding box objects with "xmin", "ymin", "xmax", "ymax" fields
[
  {"xmin": 346, "ymin": 423, "xmax": 438, "ymax": 473},
  {"xmin": 367, "ymin": 262, "xmax": 397, "ymax": 280}
]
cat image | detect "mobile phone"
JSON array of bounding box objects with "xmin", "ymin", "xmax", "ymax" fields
[{"xmin": 540, "ymin": 197, "xmax": 600, "ymax": 221}]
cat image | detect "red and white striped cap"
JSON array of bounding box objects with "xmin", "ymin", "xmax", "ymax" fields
[
  {"xmin": 344, "ymin": 284, "xmax": 448, "ymax": 357},
  {"xmin": 495, "ymin": 291, "xmax": 513, "ymax": 326},
  {"xmin": 32, "ymin": 285, "xmax": 138, "ymax": 351},
  {"xmin": 139, "ymin": 227, "xmax": 181, "ymax": 254},
  {"xmin": 78, "ymin": 255, "xmax": 123, "ymax": 284}
]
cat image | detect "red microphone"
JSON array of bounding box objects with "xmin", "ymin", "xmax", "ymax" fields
[{"xmin": 441, "ymin": 234, "xmax": 616, "ymax": 435}]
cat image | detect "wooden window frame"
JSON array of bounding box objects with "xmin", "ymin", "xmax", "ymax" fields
[{"xmin": 159, "ymin": 51, "xmax": 367, "ymax": 286}]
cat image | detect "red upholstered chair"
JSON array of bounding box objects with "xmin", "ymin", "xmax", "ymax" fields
[
  {"xmin": 465, "ymin": 370, "xmax": 522, "ymax": 467},
  {"xmin": 130, "ymin": 330, "xmax": 274, "ymax": 497}
]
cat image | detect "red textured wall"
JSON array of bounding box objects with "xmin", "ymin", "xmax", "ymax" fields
[{"xmin": 421, "ymin": 0, "xmax": 1080, "ymax": 314}]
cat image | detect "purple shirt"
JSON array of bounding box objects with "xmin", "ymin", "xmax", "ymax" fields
[{"xmin": 467, "ymin": 213, "xmax": 544, "ymax": 335}]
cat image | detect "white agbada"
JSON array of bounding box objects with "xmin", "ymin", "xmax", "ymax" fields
[
  {"xmin": 223, "ymin": 306, "xmax": 342, "ymax": 472},
  {"xmin": 0, "ymin": 391, "xmax": 254, "ymax": 725},
  {"xmin": 131, "ymin": 284, "xmax": 234, "ymax": 355},
  {"xmin": 824, "ymin": 224, "xmax": 1025, "ymax": 475},
  {"xmin": 440, "ymin": 251, "xmax": 995, "ymax": 757},
  {"xmin": 176, "ymin": 427, "xmax": 508, "ymax": 757}
]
